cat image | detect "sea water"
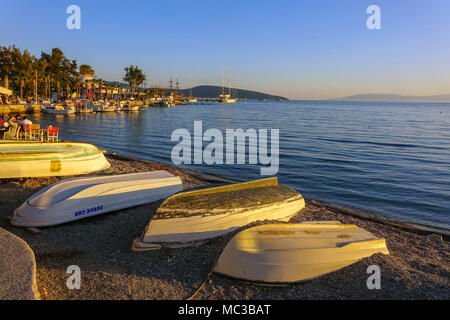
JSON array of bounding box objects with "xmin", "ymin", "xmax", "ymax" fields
[{"xmin": 31, "ymin": 100, "xmax": 450, "ymax": 231}]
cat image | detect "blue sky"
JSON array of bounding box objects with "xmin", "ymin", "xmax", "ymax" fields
[{"xmin": 1, "ymin": 0, "xmax": 449, "ymax": 99}]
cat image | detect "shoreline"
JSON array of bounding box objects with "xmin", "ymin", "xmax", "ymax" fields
[
  {"xmin": 0, "ymin": 152, "xmax": 448, "ymax": 299},
  {"xmin": 106, "ymin": 152, "xmax": 450, "ymax": 238}
]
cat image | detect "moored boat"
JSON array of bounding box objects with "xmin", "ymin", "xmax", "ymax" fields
[
  {"xmin": 11, "ymin": 171, "xmax": 183, "ymax": 227},
  {"xmin": 132, "ymin": 177, "xmax": 305, "ymax": 251},
  {"xmin": 92, "ymin": 101, "xmax": 117, "ymax": 112},
  {"xmin": 41, "ymin": 105, "xmax": 74, "ymax": 115},
  {"xmin": 213, "ymin": 222, "xmax": 390, "ymax": 284},
  {"xmin": 0, "ymin": 142, "xmax": 110, "ymax": 178},
  {"xmin": 120, "ymin": 104, "xmax": 139, "ymax": 111}
]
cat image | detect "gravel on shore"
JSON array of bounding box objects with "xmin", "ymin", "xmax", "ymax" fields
[{"xmin": 0, "ymin": 153, "xmax": 448, "ymax": 300}]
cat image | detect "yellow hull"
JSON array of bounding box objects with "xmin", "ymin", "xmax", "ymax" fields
[{"xmin": 0, "ymin": 142, "xmax": 110, "ymax": 178}]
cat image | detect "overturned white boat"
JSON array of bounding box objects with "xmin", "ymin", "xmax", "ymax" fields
[
  {"xmin": 214, "ymin": 222, "xmax": 390, "ymax": 284},
  {"xmin": 132, "ymin": 177, "xmax": 305, "ymax": 251},
  {"xmin": 11, "ymin": 171, "xmax": 183, "ymax": 227}
]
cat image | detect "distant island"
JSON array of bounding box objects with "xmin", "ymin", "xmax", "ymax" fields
[{"xmin": 331, "ymin": 93, "xmax": 450, "ymax": 103}]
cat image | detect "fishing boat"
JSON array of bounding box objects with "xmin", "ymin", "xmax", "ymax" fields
[
  {"xmin": 92, "ymin": 101, "xmax": 117, "ymax": 112},
  {"xmin": 132, "ymin": 177, "xmax": 305, "ymax": 251},
  {"xmin": 120, "ymin": 104, "xmax": 140, "ymax": 111},
  {"xmin": 11, "ymin": 171, "xmax": 183, "ymax": 227},
  {"xmin": 213, "ymin": 222, "xmax": 389, "ymax": 284},
  {"xmin": 0, "ymin": 142, "xmax": 110, "ymax": 179},
  {"xmin": 118, "ymin": 101, "xmax": 139, "ymax": 111},
  {"xmin": 41, "ymin": 105, "xmax": 74, "ymax": 115},
  {"xmin": 75, "ymin": 106, "xmax": 93, "ymax": 113}
]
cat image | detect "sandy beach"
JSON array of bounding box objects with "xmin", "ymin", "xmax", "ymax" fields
[{"xmin": 0, "ymin": 153, "xmax": 448, "ymax": 300}]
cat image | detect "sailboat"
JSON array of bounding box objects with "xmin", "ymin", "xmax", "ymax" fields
[
  {"xmin": 188, "ymin": 88, "xmax": 197, "ymax": 103},
  {"xmin": 219, "ymin": 66, "xmax": 237, "ymax": 103}
]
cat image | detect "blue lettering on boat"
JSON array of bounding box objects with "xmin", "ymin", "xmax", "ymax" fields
[{"xmin": 74, "ymin": 205, "xmax": 104, "ymax": 217}]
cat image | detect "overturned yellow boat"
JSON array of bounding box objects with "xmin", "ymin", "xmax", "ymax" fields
[
  {"xmin": 0, "ymin": 142, "xmax": 110, "ymax": 178},
  {"xmin": 132, "ymin": 178, "xmax": 305, "ymax": 251},
  {"xmin": 213, "ymin": 222, "xmax": 389, "ymax": 284}
]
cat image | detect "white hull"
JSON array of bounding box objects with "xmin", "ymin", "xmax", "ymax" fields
[
  {"xmin": 219, "ymin": 98, "xmax": 237, "ymax": 103},
  {"xmin": 12, "ymin": 171, "xmax": 183, "ymax": 227},
  {"xmin": 92, "ymin": 105, "xmax": 116, "ymax": 112},
  {"xmin": 214, "ymin": 222, "xmax": 389, "ymax": 284},
  {"xmin": 41, "ymin": 107, "xmax": 74, "ymax": 115},
  {"xmin": 132, "ymin": 178, "xmax": 305, "ymax": 251},
  {"xmin": 120, "ymin": 106, "xmax": 140, "ymax": 111}
]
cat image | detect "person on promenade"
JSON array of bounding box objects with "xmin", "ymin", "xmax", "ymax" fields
[
  {"xmin": 4, "ymin": 115, "xmax": 19, "ymax": 139},
  {"xmin": 21, "ymin": 116, "xmax": 32, "ymax": 130},
  {"xmin": 1, "ymin": 95, "xmax": 9, "ymax": 104}
]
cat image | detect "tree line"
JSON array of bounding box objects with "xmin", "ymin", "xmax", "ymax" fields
[{"xmin": 0, "ymin": 45, "xmax": 165, "ymax": 100}]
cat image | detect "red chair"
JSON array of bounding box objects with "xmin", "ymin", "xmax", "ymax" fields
[
  {"xmin": 0, "ymin": 120, "xmax": 5, "ymax": 139},
  {"xmin": 47, "ymin": 126, "xmax": 59, "ymax": 142},
  {"xmin": 24, "ymin": 124, "xmax": 31, "ymax": 140}
]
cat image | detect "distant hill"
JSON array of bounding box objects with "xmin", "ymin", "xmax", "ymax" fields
[
  {"xmin": 180, "ymin": 85, "xmax": 288, "ymax": 100},
  {"xmin": 331, "ymin": 93, "xmax": 450, "ymax": 103},
  {"xmin": 105, "ymin": 81, "xmax": 130, "ymax": 88},
  {"xmin": 104, "ymin": 82, "xmax": 287, "ymax": 100}
]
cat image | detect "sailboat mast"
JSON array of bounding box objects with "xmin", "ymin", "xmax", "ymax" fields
[
  {"xmin": 228, "ymin": 65, "xmax": 231, "ymax": 96},
  {"xmin": 222, "ymin": 71, "xmax": 225, "ymax": 96}
]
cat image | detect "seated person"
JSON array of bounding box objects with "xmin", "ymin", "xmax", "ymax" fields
[
  {"xmin": 4, "ymin": 116, "xmax": 19, "ymax": 139},
  {"xmin": 15, "ymin": 114, "xmax": 23, "ymax": 137},
  {"xmin": 21, "ymin": 116, "xmax": 32, "ymax": 129},
  {"xmin": 20, "ymin": 116, "xmax": 33, "ymax": 138}
]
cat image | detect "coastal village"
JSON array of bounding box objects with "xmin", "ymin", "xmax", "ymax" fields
[
  {"xmin": 0, "ymin": 45, "xmax": 448, "ymax": 301},
  {"xmin": 0, "ymin": 46, "xmax": 243, "ymax": 141}
]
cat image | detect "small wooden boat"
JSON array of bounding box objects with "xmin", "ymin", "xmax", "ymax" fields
[
  {"xmin": 11, "ymin": 171, "xmax": 183, "ymax": 227},
  {"xmin": 213, "ymin": 222, "xmax": 389, "ymax": 284},
  {"xmin": 132, "ymin": 177, "xmax": 304, "ymax": 251},
  {"xmin": 0, "ymin": 142, "xmax": 110, "ymax": 178}
]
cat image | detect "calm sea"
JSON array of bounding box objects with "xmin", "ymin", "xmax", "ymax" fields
[{"xmin": 29, "ymin": 100, "xmax": 450, "ymax": 231}]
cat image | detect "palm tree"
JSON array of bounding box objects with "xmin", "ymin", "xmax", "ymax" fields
[
  {"xmin": 79, "ymin": 64, "xmax": 94, "ymax": 77},
  {"xmin": 123, "ymin": 65, "xmax": 146, "ymax": 95},
  {"xmin": 0, "ymin": 46, "xmax": 15, "ymax": 89}
]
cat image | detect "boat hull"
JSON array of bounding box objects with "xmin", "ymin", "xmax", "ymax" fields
[
  {"xmin": 0, "ymin": 142, "xmax": 110, "ymax": 178},
  {"xmin": 11, "ymin": 171, "xmax": 183, "ymax": 227},
  {"xmin": 133, "ymin": 178, "xmax": 305, "ymax": 251},
  {"xmin": 213, "ymin": 222, "xmax": 390, "ymax": 284}
]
